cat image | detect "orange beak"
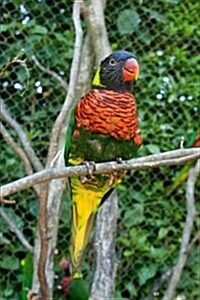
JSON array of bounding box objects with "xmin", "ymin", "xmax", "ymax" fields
[{"xmin": 122, "ymin": 58, "xmax": 139, "ymax": 81}]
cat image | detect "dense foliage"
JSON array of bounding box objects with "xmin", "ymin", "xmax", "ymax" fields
[{"xmin": 0, "ymin": 0, "xmax": 199, "ymax": 299}]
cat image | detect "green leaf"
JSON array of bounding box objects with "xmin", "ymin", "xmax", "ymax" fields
[
  {"xmin": 136, "ymin": 29, "xmax": 152, "ymax": 45},
  {"xmin": 125, "ymin": 282, "xmax": 137, "ymax": 296},
  {"xmin": 26, "ymin": 34, "xmax": 43, "ymax": 43},
  {"xmin": 117, "ymin": 9, "xmax": 140, "ymax": 35},
  {"xmin": 146, "ymin": 144, "xmax": 160, "ymax": 154},
  {"xmin": 158, "ymin": 227, "xmax": 169, "ymax": 239},
  {"xmin": 123, "ymin": 249, "xmax": 133, "ymax": 257},
  {"xmin": 132, "ymin": 191, "xmax": 147, "ymax": 202},
  {"xmin": 124, "ymin": 204, "xmax": 144, "ymax": 226},
  {"xmin": 30, "ymin": 25, "xmax": 48, "ymax": 35},
  {"xmin": 138, "ymin": 265, "xmax": 157, "ymax": 285},
  {"xmin": 0, "ymin": 23, "xmax": 15, "ymax": 32},
  {"xmin": 0, "ymin": 255, "xmax": 20, "ymax": 270},
  {"xmin": 149, "ymin": 246, "xmax": 167, "ymax": 259},
  {"xmin": 118, "ymin": 236, "xmax": 131, "ymax": 247},
  {"xmin": 4, "ymin": 288, "xmax": 13, "ymax": 297},
  {"xmin": 17, "ymin": 68, "xmax": 28, "ymax": 82},
  {"xmin": 142, "ymin": 8, "xmax": 165, "ymax": 22}
]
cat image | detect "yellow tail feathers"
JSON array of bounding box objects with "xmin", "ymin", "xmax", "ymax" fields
[{"xmin": 69, "ymin": 185, "xmax": 104, "ymax": 276}]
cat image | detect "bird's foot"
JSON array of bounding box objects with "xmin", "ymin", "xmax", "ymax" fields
[
  {"xmin": 116, "ymin": 156, "xmax": 124, "ymax": 164},
  {"xmin": 180, "ymin": 136, "xmax": 185, "ymax": 148},
  {"xmin": 80, "ymin": 161, "xmax": 96, "ymax": 183},
  {"xmin": 85, "ymin": 161, "xmax": 96, "ymax": 179}
]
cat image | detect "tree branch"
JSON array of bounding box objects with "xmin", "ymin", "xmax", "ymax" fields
[
  {"xmin": 31, "ymin": 55, "xmax": 68, "ymax": 92},
  {"xmin": 0, "ymin": 123, "xmax": 40, "ymax": 198},
  {"xmin": 146, "ymin": 267, "xmax": 174, "ymax": 300},
  {"xmin": 46, "ymin": 0, "xmax": 83, "ymax": 167},
  {"xmin": 91, "ymin": 190, "xmax": 118, "ymax": 299},
  {"xmin": 0, "ymin": 149, "xmax": 199, "ymax": 200},
  {"xmin": 31, "ymin": 2, "xmax": 84, "ymax": 298},
  {"xmin": 37, "ymin": 183, "xmax": 49, "ymax": 299},
  {"xmin": 88, "ymin": 0, "xmax": 111, "ymax": 63},
  {"xmin": 163, "ymin": 159, "xmax": 199, "ymax": 300},
  {"xmin": 0, "ymin": 123, "xmax": 32, "ymax": 175},
  {"xmin": 0, "ymin": 98, "xmax": 43, "ymax": 172},
  {"xmin": 0, "ymin": 207, "xmax": 33, "ymax": 252},
  {"xmin": 0, "ymin": 198, "xmax": 16, "ymax": 204}
]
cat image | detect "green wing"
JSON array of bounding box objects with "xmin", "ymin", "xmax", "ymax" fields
[
  {"xmin": 64, "ymin": 108, "xmax": 76, "ymax": 195},
  {"xmin": 64, "ymin": 108, "xmax": 76, "ymax": 165},
  {"xmin": 20, "ymin": 253, "xmax": 33, "ymax": 300},
  {"xmin": 68, "ymin": 278, "xmax": 89, "ymax": 300}
]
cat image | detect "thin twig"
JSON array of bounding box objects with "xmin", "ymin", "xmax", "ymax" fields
[
  {"xmin": 31, "ymin": 55, "xmax": 68, "ymax": 92},
  {"xmin": 186, "ymin": 229, "xmax": 200, "ymax": 253},
  {"xmin": 147, "ymin": 227, "xmax": 200, "ymax": 300},
  {"xmin": 146, "ymin": 267, "xmax": 174, "ymax": 300},
  {"xmin": 0, "ymin": 149, "xmax": 199, "ymax": 199},
  {"xmin": 0, "ymin": 49, "xmax": 25, "ymax": 77},
  {"xmin": 0, "ymin": 198, "xmax": 16, "ymax": 204},
  {"xmin": 0, "ymin": 49, "xmax": 30, "ymax": 95},
  {"xmin": 0, "ymin": 207, "xmax": 33, "ymax": 252},
  {"xmin": 0, "ymin": 97, "xmax": 43, "ymax": 172},
  {"xmin": 163, "ymin": 159, "xmax": 199, "ymax": 300},
  {"xmin": 46, "ymin": 0, "xmax": 83, "ymax": 167}
]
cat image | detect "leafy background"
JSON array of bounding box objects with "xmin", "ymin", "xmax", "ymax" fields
[{"xmin": 0, "ymin": 0, "xmax": 199, "ymax": 299}]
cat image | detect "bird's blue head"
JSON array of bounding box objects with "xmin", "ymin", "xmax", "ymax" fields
[{"xmin": 92, "ymin": 50, "xmax": 139, "ymax": 92}]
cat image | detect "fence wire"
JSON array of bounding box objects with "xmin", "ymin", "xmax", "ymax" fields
[{"xmin": 0, "ymin": 1, "xmax": 199, "ymax": 299}]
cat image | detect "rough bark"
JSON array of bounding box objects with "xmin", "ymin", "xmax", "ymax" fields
[
  {"xmin": 86, "ymin": 0, "xmax": 117, "ymax": 298},
  {"xmin": 90, "ymin": 191, "xmax": 118, "ymax": 300}
]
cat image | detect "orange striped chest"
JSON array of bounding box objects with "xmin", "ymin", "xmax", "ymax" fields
[{"xmin": 75, "ymin": 89, "xmax": 142, "ymax": 144}]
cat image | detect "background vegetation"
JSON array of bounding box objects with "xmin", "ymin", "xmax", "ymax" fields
[{"xmin": 0, "ymin": 0, "xmax": 199, "ymax": 299}]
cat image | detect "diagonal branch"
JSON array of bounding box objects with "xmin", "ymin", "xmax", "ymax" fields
[
  {"xmin": 0, "ymin": 97, "xmax": 43, "ymax": 172},
  {"xmin": 146, "ymin": 267, "xmax": 174, "ymax": 300},
  {"xmin": 163, "ymin": 159, "xmax": 199, "ymax": 300},
  {"xmin": 46, "ymin": 0, "xmax": 83, "ymax": 167},
  {"xmin": 1, "ymin": 123, "xmax": 33, "ymax": 175},
  {"xmin": 0, "ymin": 49, "xmax": 26, "ymax": 78},
  {"xmin": 31, "ymin": 55, "xmax": 68, "ymax": 92},
  {"xmin": 186, "ymin": 229, "xmax": 200, "ymax": 253},
  {"xmin": 0, "ymin": 123, "xmax": 40, "ymax": 197},
  {"xmin": 0, "ymin": 149, "xmax": 199, "ymax": 200},
  {"xmin": 0, "ymin": 207, "xmax": 33, "ymax": 252}
]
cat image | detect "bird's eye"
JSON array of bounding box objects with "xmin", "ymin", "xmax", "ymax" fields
[{"xmin": 109, "ymin": 58, "xmax": 117, "ymax": 66}]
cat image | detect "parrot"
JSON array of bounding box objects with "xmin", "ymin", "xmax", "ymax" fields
[
  {"xmin": 64, "ymin": 50, "xmax": 142, "ymax": 296},
  {"xmin": 60, "ymin": 259, "xmax": 89, "ymax": 299}
]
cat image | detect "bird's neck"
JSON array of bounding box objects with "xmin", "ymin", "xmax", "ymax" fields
[{"xmin": 92, "ymin": 81, "xmax": 133, "ymax": 93}]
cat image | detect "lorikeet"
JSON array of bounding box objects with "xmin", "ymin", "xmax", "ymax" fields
[
  {"xmin": 64, "ymin": 50, "xmax": 142, "ymax": 288},
  {"xmin": 60, "ymin": 259, "xmax": 89, "ymax": 299}
]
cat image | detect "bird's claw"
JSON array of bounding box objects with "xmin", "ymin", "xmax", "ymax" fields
[
  {"xmin": 84, "ymin": 161, "xmax": 96, "ymax": 180},
  {"xmin": 180, "ymin": 136, "xmax": 185, "ymax": 148},
  {"xmin": 80, "ymin": 161, "xmax": 96, "ymax": 183},
  {"xmin": 116, "ymin": 157, "xmax": 124, "ymax": 164}
]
